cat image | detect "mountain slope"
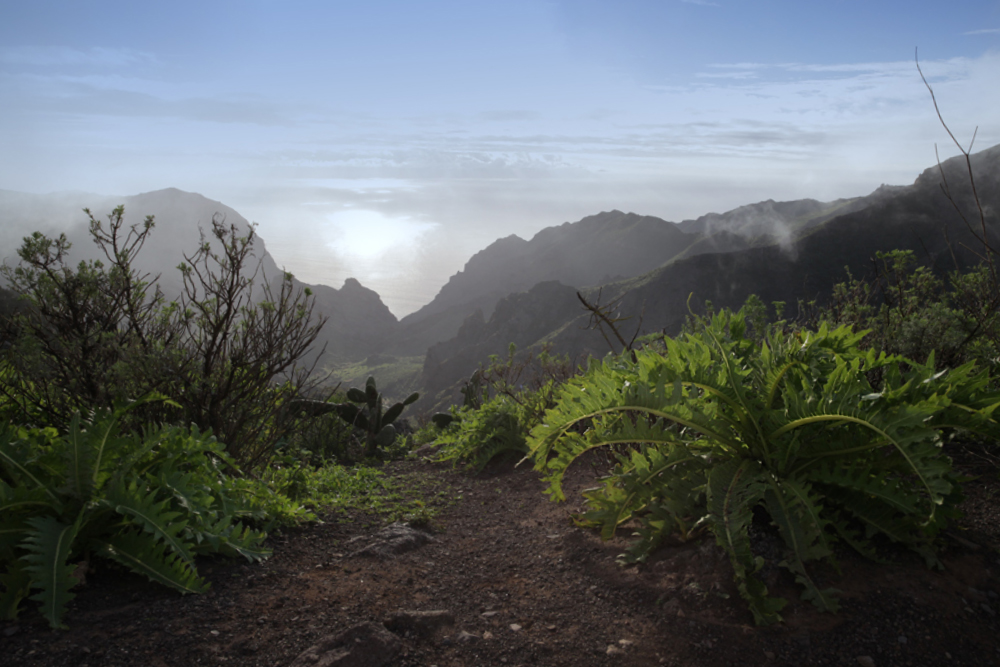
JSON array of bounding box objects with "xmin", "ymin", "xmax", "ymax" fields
[
  {"xmin": 420, "ymin": 143, "xmax": 1000, "ymax": 407},
  {"xmin": 389, "ymin": 211, "xmax": 699, "ymax": 355},
  {"xmin": 0, "ymin": 188, "xmax": 398, "ymax": 362}
]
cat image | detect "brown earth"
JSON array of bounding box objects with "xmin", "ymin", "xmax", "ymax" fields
[{"xmin": 2, "ymin": 443, "xmax": 999, "ymax": 667}]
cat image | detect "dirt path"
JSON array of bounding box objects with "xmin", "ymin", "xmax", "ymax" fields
[{"xmin": 2, "ymin": 450, "xmax": 999, "ymax": 667}]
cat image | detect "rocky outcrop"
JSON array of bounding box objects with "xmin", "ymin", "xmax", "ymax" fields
[{"xmin": 390, "ymin": 211, "xmax": 698, "ymax": 355}]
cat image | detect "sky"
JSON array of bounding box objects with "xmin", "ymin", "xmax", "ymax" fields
[{"xmin": 1, "ymin": 1, "xmax": 998, "ymax": 317}]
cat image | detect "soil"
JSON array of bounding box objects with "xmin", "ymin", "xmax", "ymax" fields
[{"xmin": 2, "ymin": 443, "xmax": 999, "ymax": 667}]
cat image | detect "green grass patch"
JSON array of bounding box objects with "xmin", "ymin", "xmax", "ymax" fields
[{"xmin": 325, "ymin": 355, "xmax": 424, "ymax": 402}]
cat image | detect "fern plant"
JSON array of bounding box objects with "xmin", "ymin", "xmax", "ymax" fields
[
  {"xmin": 528, "ymin": 307, "xmax": 1000, "ymax": 624},
  {"xmin": 433, "ymin": 395, "xmax": 532, "ymax": 472},
  {"xmin": 0, "ymin": 402, "xmax": 270, "ymax": 628}
]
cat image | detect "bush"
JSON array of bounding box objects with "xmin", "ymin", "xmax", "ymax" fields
[
  {"xmin": 528, "ymin": 306, "xmax": 1000, "ymax": 624},
  {"xmin": 0, "ymin": 206, "xmax": 326, "ymax": 470},
  {"xmin": 431, "ymin": 344, "xmax": 576, "ymax": 471},
  {"xmin": 0, "ymin": 401, "xmax": 270, "ymax": 628},
  {"xmin": 433, "ymin": 394, "xmax": 532, "ymax": 472},
  {"xmin": 804, "ymin": 250, "xmax": 990, "ymax": 370}
]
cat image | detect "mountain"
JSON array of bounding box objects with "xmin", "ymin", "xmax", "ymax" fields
[
  {"xmin": 0, "ymin": 188, "xmax": 398, "ymax": 362},
  {"xmin": 389, "ymin": 210, "xmax": 721, "ymax": 356},
  {"xmin": 419, "ymin": 144, "xmax": 1000, "ymax": 408}
]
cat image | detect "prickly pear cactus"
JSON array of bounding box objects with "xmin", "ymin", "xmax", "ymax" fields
[{"xmin": 332, "ymin": 376, "xmax": 419, "ymax": 456}]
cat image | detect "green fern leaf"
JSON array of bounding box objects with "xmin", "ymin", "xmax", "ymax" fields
[
  {"xmin": 105, "ymin": 480, "xmax": 195, "ymax": 567},
  {"xmin": 706, "ymin": 459, "xmax": 783, "ymax": 624},
  {"xmin": 764, "ymin": 482, "xmax": 841, "ymax": 613},
  {"xmin": 187, "ymin": 513, "xmax": 270, "ymax": 562},
  {"xmin": 62, "ymin": 412, "xmax": 96, "ymax": 502},
  {"xmin": 95, "ymin": 531, "xmax": 207, "ymax": 595},
  {"xmin": 20, "ymin": 515, "xmax": 80, "ymax": 629}
]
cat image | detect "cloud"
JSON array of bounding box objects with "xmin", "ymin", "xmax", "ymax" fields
[
  {"xmin": 964, "ymin": 28, "xmax": 1000, "ymax": 35},
  {"xmin": 0, "ymin": 46, "xmax": 157, "ymax": 68},
  {"xmin": 679, "ymin": 0, "xmax": 720, "ymax": 6},
  {"xmin": 4, "ymin": 47, "xmax": 999, "ymax": 316}
]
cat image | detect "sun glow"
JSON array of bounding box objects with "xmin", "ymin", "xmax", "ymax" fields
[{"xmin": 325, "ymin": 209, "xmax": 436, "ymax": 260}]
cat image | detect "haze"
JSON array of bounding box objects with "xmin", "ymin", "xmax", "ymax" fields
[{"xmin": 1, "ymin": 1, "xmax": 998, "ymax": 316}]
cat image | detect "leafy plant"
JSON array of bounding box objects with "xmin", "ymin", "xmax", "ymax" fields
[
  {"xmin": 0, "ymin": 402, "xmax": 270, "ymax": 628},
  {"xmin": 805, "ymin": 250, "xmax": 981, "ymax": 370},
  {"xmin": 432, "ymin": 344, "xmax": 575, "ymax": 471},
  {"xmin": 0, "ymin": 207, "xmax": 327, "ymax": 471},
  {"xmin": 432, "ymin": 395, "xmax": 531, "ymax": 472},
  {"xmin": 528, "ymin": 307, "xmax": 1000, "ymax": 624}
]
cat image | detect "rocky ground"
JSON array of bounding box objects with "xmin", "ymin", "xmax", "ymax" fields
[{"xmin": 2, "ymin": 443, "xmax": 999, "ymax": 667}]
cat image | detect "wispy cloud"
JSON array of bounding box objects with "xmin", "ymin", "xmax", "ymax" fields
[
  {"xmin": 679, "ymin": 0, "xmax": 720, "ymax": 6},
  {"xmin": 964, "ymin": 28, "xmax": 1000, "ymax": 35},
  {"xmin": 0, "ymin": 46, "xmax": 157, "ymax": 68}
]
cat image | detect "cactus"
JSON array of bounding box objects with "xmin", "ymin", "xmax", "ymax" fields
[
  {"xmin": 431, "ymin": 412, "xmax": 456, "ymax": 428},
  {"xmin": 331, "ymin": 376, "xmax": 419, "ymax": 457},
  {"xmin": 460, "ymin": 370, "xmax": 486, "ymax": 410}
]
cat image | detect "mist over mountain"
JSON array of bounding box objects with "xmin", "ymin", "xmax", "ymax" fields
[
  {"xmin": 0, "ymin": 188, "xmax": 398, "ymax": 362},
  {"xmin": 4, "ymin": 143, "xmax": 998, "ymax": 410},
  {"xmin": 417, "ymin": 143, "xmax": 1000, "ymax": 408}
]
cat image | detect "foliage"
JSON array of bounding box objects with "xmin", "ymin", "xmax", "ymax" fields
[
  {"xmin": 432, "ymin": 344, "xmax": 576, "ymax": 471},
  {"xmin": 0, "ymin": 211, "xmax": 174, "ymax": 427},
  {"xmin": 432, "ymin": 395, "xmax": 532, "ymax": 472},
  {"xmin": 168, "ymin": 217, "xmax": 326, "ymax": 468},
  {"xmin": 0, "ymin": 402, "xmax": 270, "ymax": 628},
  {"xmin": 283, "ymin": 404, "xmax": 361, "ymax": 466},
  {"xmin": 804, "ymin": 250, "xmax": 985, "ymax": 370},
  {"xmin": 528, "ymin": 306, "xmax": 1000, "ymax": 624},
  {"xmin": 0, "ymin": 207, "xmax": 326, "ymax": 470},
  {"xmin": 327, "ymin": 376, "xmax": 419, "ymax": 458}
]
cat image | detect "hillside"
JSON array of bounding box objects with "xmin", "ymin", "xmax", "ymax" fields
[
  {"xmin": 388, "ymin": 211, "xmax": 700, "ymax": 355},
  {"xmin": 419, "ymin": 143, "xmax": 1000, "ymax": 408},
  {"xmin": 0, "ymin": 188, "xmax": 398, "ymax": 363}
]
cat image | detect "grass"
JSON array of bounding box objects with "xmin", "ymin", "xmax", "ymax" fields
[
  {"xmin": 324, "ymin": 355, "xmax": 424, "ymax": 402},
  {"xmin": 264, "ymin": 460, "xmax": 459, "ymax": 530}
]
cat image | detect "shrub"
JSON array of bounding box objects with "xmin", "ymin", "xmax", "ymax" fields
[
  {"xmin": 807, "ymin": 250, "xmax": 981, "ymax": 369},
  {"xmin": 0, "ymin": 401, "xmax": 270, "ymax": 628},
  {"xmin": 528, "ymin": 306, "xmax": 1000, "ymax": 624},
  {"xmin": 433, "ymin": 394, "xmax": 531, "ymax": 472},
  {"xmin": 329, "ymin": 376, "xmax": 419, "ymax": 458},
  {"xmin": 0, "ymin": 206, "xmax": 326, "ymax": 470},
  {"xmin": 431, "ymin": 344, "xmax": 576, "ymax": 471}
]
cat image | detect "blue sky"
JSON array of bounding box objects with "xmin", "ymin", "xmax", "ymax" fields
[{"xmin": 1, "ymin": 1, "xmax": 998, "ymax": 315}]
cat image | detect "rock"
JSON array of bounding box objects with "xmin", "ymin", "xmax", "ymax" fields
[
  {"xmin": 384, "ymin": 610, "xmax": 455, "ymax": 638},
  {"xmin": 856, "ymin": 657, "xmax": 876, "ymax": 667},
  {"xmin": 350, "ymin": 523, "xmax": 435, "ymax": 559},
  {"xmin": 606, "ymin": 645, "xmax": 624, "ymax": 656},
  {"xmin": 289, "ymin": 622, "xmax": 402, "ymax": 667},
  {"xmin": 661, "ymin": 598, "xmax": 681, "ymax": 615},
  {"xmin": 456, "ymin": 630, "xmax": 479, "ymax": 643},
  {"xmin": 509, "ymin": 623, "xmax": 522, "ymax": 632}
]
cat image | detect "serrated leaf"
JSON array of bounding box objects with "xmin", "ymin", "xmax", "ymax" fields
[
  {"xmin": 95, "ymin": 531, "xmax": 207, "ymax": 595},
  {"xmin": 20, "ymin": 515, "xmax": 80, "ymax": 629},
  {"xmin": 106, "ymin": 480, "xmax": 195, "ymax": 567}
]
